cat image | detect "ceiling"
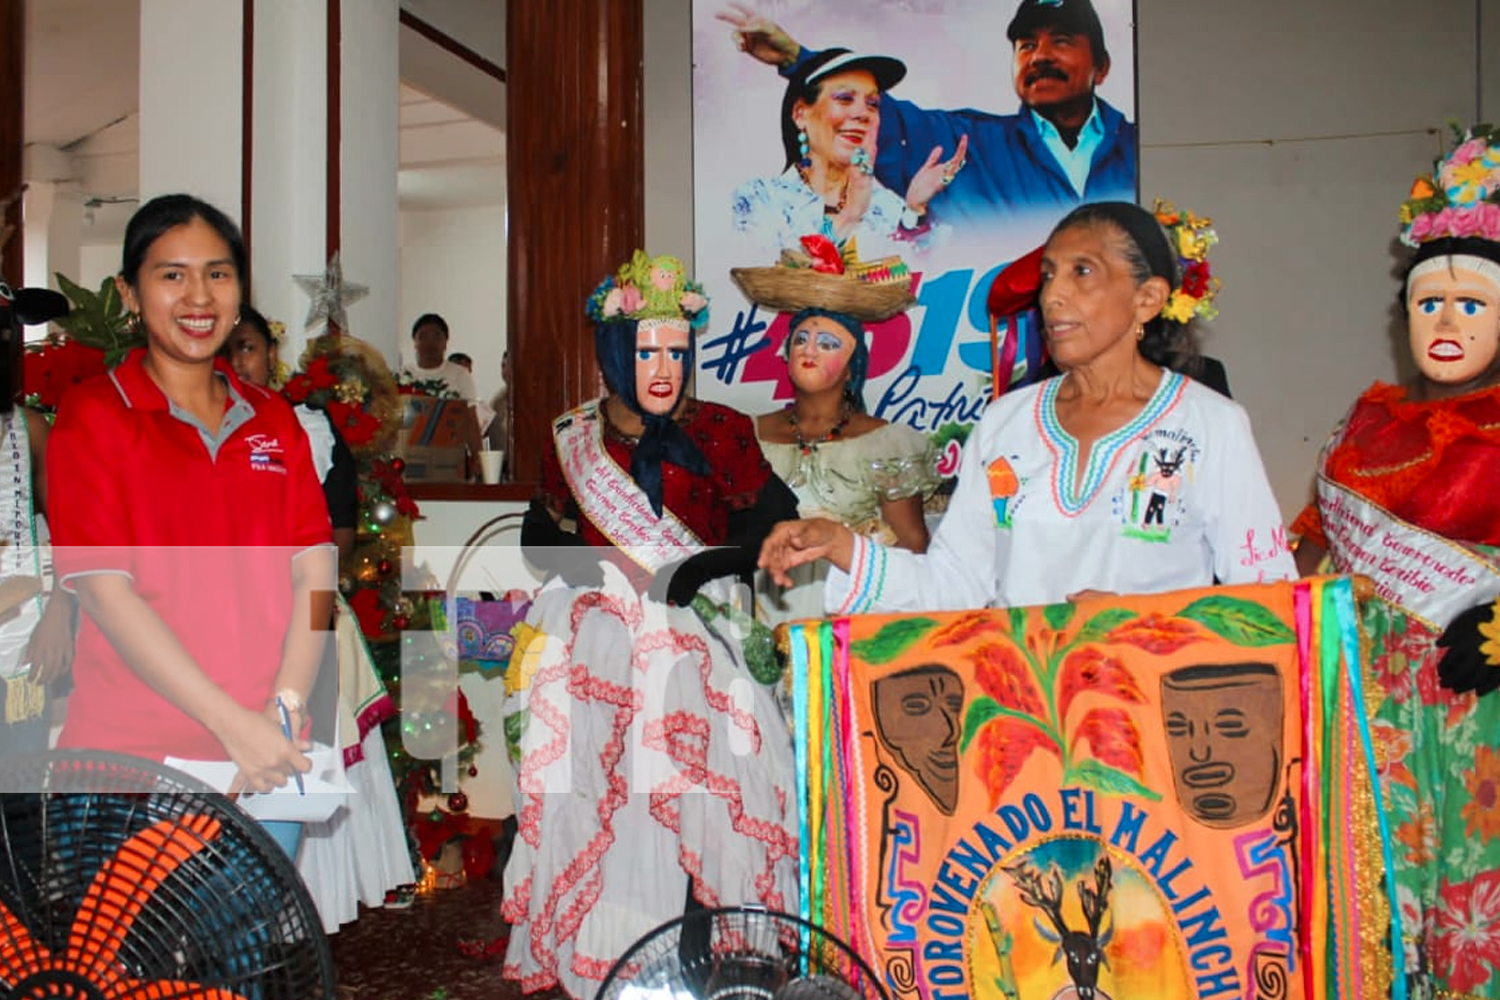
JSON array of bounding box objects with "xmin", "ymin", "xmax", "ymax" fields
[{"xmin": 22, "ymin": 0, "xmax": 504, "ymax": 243}]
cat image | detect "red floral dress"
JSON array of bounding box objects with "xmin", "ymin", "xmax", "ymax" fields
[{"xmin": 1296, "ymin": 381, "xmax": 1500, "ymax": 999}]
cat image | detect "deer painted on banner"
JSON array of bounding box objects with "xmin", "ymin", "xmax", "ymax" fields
[{"xmin": 1001, "ymin": 853, "xmax": 1114, "ymax": 1000}]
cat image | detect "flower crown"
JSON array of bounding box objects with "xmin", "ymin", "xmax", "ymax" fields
[
  {"xmin": 1399, "ymin": 122, "xmax": 1500, "ymax": 247},
  {"xmin": 585, "ymin": 250, "xmax": 710, "ymax": 330},
  {"xmin": 1153, "ymin": 199, "xmax": 1221, "ymax": 325}
]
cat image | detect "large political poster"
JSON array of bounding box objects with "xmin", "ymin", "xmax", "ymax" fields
[
  {"xmin": 784, "ymin": 577, "xmax": 1396, "ymax": 1000},
  {"xmin": 691, "ymin": 0, "xmax": 1139, "ymax": 468}
]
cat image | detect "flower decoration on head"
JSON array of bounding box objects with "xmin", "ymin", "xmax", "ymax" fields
[
  {"xmin": 585, "ymin": 250, "xmax": 710, "ymax": 331},
  {"xmin": 1153, "ymin": 199, "xmax": 1221, "ymax": 326},
  {"xmin": 1399, "ymin": 123, "xmax": 1500, "ymax": 247}
]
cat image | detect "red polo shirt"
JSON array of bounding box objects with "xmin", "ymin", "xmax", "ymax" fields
[{"xmin": 48, "ymin": 349, "xmax": 333, "ymax": 759}]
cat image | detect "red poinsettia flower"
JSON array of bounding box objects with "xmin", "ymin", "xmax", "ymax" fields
[
  {"xmin": 325, "ymin": 400, "xmax": 378, "ymax": 447},
  {"xmin": 1181, "ymin": 260, "xmax": 1212, "ymax": 298},
  {"xmin": 307, "ymin": 356, "xmax": 339, "ymax": 390},
  {"xmin": 348, "ymin": 586, "xmax": 388, "ymax": 639},
  {"xmin": 282, "ymin": 372, "xmax": 313, "ymax": 404},
  {"xmin": 23, "ymin": 340, "xmax": 108, "ymax": 411}
]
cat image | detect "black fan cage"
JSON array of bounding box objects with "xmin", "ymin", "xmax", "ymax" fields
[
  {"xmin": 596, "ymin": 907, "xmax": 890, "ymax": 1000},
  {"xmin": 0, "ymin": 750, "xmax": 336, "ymax": 1000}
]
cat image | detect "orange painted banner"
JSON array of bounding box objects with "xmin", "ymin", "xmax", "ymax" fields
[{"xmin": 786, "ymin": 577, "xmax": 1393, "ymax": 1000}]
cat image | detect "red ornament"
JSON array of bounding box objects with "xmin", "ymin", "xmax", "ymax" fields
[
  {"xmin": 391, "ymin": 615, "xmax": 411, "ymax": 630},
  {"xmin": 377, "ymin": 558, "xmax": 393, "ymax": 576},
  {"xmin": 448, "ymin": 791, "xmax": 469, "ymax": 813},
  {"xmin": 392, "ymin": 457, "xmax": 406, "ymax": 473},
  {"xmin": 468, "ymin": 765, "xmax": 479, "ymax": 777},
  {"xmin": 462, "ymin": 833, "xmax": 496, "ymax": 881}
]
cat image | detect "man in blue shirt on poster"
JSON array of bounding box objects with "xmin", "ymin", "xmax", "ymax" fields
[{"xmin": 719, "ymin": 0, "xmax": 1138, "ymax": 233}]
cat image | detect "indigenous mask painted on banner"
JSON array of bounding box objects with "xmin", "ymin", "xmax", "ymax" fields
[
  {"xmin": 1160, "ymin": 663, "xmax": 1283, "ymax": 829},
  {"xmin": 634, "ymin": 319, "xmax": 691, "ymax": 418},
  {"xmin": 1407, "ymin": 261, "xmax": 1500, "ymax": 387},
  {"xmin": 874, "ymin": 664, "xmax": 966, "ymax": 816}
]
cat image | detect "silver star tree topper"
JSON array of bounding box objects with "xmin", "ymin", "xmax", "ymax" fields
[{"xmin": 293, "ymin": 252, "xmax": 369, "ymax": 333}]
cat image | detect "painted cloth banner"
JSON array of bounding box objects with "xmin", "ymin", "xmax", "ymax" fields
[
  {"xmin": 786, "ymin": 577, "xmax": 1397, "ymax": 1000},
  {"xmin": 691, "ymin": 0, "xmax": 1138, "ymax": 477}
]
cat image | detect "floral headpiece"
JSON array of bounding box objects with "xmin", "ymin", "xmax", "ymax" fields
[
  {"xmin": 585, "ymin": 250, "xmax": 709, "ymax": 331},
  {"xmin": 1399, "ymin": 123, "xmax": 1500, "ymax": 247},
  {"xmin": 1153, "ymin": 199, "xmax": 1221, "ymax": 325}
]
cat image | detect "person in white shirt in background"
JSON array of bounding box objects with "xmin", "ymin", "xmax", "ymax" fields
[{"xmin": 401, "ymin": 312, "xmax": 485, "ymax": 478}]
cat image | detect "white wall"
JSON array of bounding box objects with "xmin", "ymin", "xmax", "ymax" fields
[
  {"xmin": 1137, "ymin": 0, "xmax": 1478, "ymax": 515},
  {"xmin": 397, "ymin": 205, "xmax": 508, "ymax": 398},
  {"xmin": 137, "ymin": 0, "xmax": 242, "ymax": 215}
]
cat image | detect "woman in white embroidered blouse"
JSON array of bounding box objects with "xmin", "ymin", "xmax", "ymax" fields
[{"xmin": 759, "ymin": 200, "xmax": 1295, "ymax": 613}]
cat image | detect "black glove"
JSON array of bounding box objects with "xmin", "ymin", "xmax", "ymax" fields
[
  {"xmin": 520, "ymin": 497, "xmax": 605, "ymax": 590},
  {"xmin": 1436, "ymin": 598, "xmax": 1500, "ymax": 697},
  {"xmin": 647, "ymin": 475, "xmax": 800, "ymax": 607}
]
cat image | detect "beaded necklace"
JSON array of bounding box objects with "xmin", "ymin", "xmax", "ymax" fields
[
  {"xmin": 798, "ymin": 166, "xmax": 848, "ymax": 215},
  {"xmin": 786, "ymin": 400, "xmax": 852, "ymax": 455}
]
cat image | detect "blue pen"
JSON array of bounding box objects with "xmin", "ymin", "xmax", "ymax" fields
[{"xmin": 277, "ymin": 696, "xmax": 306, "ymax": 795}]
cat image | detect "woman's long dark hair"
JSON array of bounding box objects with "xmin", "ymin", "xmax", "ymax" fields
[{"xmin": 1050, "ymin": 201, "xmax": 1205, "ymax": 377}]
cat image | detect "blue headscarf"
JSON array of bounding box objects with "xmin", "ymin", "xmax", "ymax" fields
[{"xmin": 786, "ymin": 307, "xmax": 870, "ymax": 411}]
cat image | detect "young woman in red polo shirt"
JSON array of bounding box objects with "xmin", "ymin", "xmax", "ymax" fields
[{"xmin": 46, "ymin": 195, "xmax": 335, "ymax": 823}]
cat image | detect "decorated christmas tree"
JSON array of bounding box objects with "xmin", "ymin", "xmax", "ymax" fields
[{"xmin": 286, "ymin": 257, "xmax": 484, "ymax": 870}]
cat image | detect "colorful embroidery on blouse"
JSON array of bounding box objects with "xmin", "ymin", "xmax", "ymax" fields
[
  {"xmin": 986, "ymin": 456, "xmax": 1021, "ymax": 529},
  {"xmin": 1114, "ymin": 427, "xmax": 1202, "ymax": 542},
  {"xmin": 1037, "ymin": 372, "xmax": 1188, "ymax": 517}
]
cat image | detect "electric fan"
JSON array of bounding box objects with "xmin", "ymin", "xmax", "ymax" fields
[
  {"xmin": 0, "ymin": 749, "xmax": 337, "ymax": 999},
  {"xmin": 595, "ymin": 907, "xmax": 889, "ymax": 1000}
]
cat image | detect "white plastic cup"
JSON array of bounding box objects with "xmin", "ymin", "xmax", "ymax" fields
[{"xmin": 478, "ymin": 450, "xmax": 504, "ymax": 484}]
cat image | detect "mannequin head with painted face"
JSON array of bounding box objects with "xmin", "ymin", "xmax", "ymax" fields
[
  {"xmin": 1404, "ymin": 237, "xmax": 1500, "ymax": 398},
  {"xmin": 784, "ymin": 307, "xmax": 870, "ymax": 411},
  {"xmin": 632, "ymin": 318, "xmax": 692, "ymax": 417}
]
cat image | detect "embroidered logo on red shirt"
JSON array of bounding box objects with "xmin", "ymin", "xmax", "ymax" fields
[{"xmin": 245, "ymin": 433, "xmax": 288, "ymax": 474}]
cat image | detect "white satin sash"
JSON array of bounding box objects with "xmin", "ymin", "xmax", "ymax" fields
[
  {"xmin": 1316, "ymin": 472, "xmax": 1500, "ymax": 630},
  {"xmin": 553, "ymin": 400, "xmax": 703, "ymax": 573}
]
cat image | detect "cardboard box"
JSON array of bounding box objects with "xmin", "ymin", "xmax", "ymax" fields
[{"xmin": 398, "ymin": 395, "xmax": 470, "ymax": 483}]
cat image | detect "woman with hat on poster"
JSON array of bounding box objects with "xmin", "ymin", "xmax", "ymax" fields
[
  {"xmin": 759, "ymin": 200, "xmax": 1294, "ymax": 611},
  {"xmin": 1291, "ymin": 125, "xmax": 1500, "ymax": 999},
  {"xmin": 730, "ymin": 47, "xmax": 965, "ymax": 260},
  {"xmin": 746, "ymin": 275, "xmax": 938, "ymax": 624},
  {"xmin": 500, "ymin": 251, "xmax": 801, "ymax": 1000}
]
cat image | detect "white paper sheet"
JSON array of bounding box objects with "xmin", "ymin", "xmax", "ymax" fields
[{"xmin": 165, "ymin": 743, "xmax": 354, "ymax": 823}]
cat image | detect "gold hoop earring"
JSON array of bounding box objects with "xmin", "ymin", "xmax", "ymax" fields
[{"xmin": 1136, "ymin": 325, "xmax": 1145, "ymax": 342}]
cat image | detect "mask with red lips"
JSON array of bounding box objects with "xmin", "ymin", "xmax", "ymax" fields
[{"xmin": 1406, "ymin": 252, "xmax": 1500, "ymax": 386}]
